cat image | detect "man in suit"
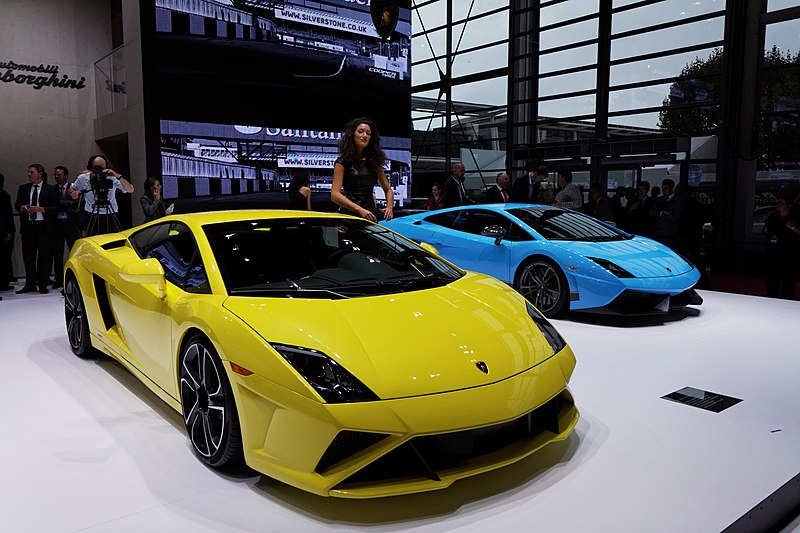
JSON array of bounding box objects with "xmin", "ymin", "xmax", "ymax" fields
[
  {"xmin": 649, "ymin": 178, "xmax": 684, "ymax": 248},
  {"xmin": 483, "ymin": 172, "xmax": 510, "ymax": 203},
  {"xmin": 0, "ymin": 172, "xmax": 15, "ymax": 295},
  {"xmin": 442, "ymin": 162, "xmax": 472, "ymax": 208},
  {"xmin": 15, "ymin": 164, "xmax": 58, "ymax": 294},
  {"xmin": 583, "ymin": 182, "xmax": 614, "ymax": 222},
  {"xmin": 628, "ymin": 180, "xmax": 654, "ymax": 235},
  {"xmin": 50, "ymin": 165, "xmax": 80, "ymax": 289},
  {"xmin": 509, "ymin": 164, "xmax": 548, "ymax": 203}
]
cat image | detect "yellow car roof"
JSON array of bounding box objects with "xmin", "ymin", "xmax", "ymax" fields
[{"xmin": 161, "ymin": 209, "xmax": 360, "ymax": 225}]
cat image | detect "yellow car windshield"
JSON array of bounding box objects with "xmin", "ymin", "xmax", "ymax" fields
[{"xmin": 203, "ymin": 218, "xmax": 462, "ymax": 298}]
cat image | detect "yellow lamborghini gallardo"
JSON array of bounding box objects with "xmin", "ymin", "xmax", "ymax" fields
[{"xmin": 64, "ymin": 210, "xmax": 578, "ymax": 498}]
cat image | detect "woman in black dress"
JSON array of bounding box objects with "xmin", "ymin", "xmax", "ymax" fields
[
  {"xmin": 331, "ymin": 117, "xmax": 394, "ymax": 222},
  {"xmin": 287, "ymin": 170, "xmax": 312, "ymax": 211}
]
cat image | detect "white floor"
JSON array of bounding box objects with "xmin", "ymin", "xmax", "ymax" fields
[{"xmin": 1, "ymin": 287, "xmax": 798, "ymax": 532}]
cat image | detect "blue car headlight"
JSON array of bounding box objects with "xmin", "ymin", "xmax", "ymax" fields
[
  {"xmin": 526, "ymin": 302, "xmax": 567, "ymax": 354},
  {"xmin": 587, "ymin": 257, "xmax": 634, "ymax": 278},
  {"xmin": 271, "ymin": 343, "xmax": 378, "ymax": 403}
]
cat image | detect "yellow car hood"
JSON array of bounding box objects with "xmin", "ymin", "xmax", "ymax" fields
[{"xmin": 223, "ymin": 274, "xmax": 559, "ymax": 400}]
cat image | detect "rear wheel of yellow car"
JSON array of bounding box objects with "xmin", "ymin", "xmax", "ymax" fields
[
  {"xmin": 64, "ymin": 277, "xmax": 93, "ymax": 358},
  {"xmin": 179, "ymin": 335, "xmax": 243, "ymax": 469}
]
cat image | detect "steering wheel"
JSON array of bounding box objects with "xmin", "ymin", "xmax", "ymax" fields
[
  {"xmin": 322, "ymin": 248, "xmax": 353, "ymax": 268},
  {"xmin": 377, "ymin": 246, "xmax": 400, "ymax": 263}
]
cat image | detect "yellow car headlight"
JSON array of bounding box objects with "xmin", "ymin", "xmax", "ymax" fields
[{"xmin": 271, "ymin": 343, "xmax": 379, "ymax": 403}]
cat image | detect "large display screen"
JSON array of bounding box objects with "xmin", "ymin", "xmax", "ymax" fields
[
  {"xmin": 147, "ymin": 0, "xmax": 412, "ymax": 206},
  {"xmin": 160, "ymin": 119, "xmax": 410, "ymax": 205}
]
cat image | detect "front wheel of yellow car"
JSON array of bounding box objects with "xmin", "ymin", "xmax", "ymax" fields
[
  {"xmin": 64, "ymin": 277, "xmax": 93, "ymax": 358},
  {"xmin": 179, "ymin": 335, "xmax": 243, "ymax": 469}
]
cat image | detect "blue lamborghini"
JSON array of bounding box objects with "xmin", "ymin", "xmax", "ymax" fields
[{"xmin": 383, "ymin": 204, "xmax": 703, "ymax": 317}]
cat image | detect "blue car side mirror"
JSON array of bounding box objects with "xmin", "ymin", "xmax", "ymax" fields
[{"xmin": 481, "ymin": 225, "xmax": 506, "ymax": 246}]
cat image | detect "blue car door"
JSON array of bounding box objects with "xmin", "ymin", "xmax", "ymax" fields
[{"xmin": 427, "ymin": 209, "xmax": 513, "ymax": 281}]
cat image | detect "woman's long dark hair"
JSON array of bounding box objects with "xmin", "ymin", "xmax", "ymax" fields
[
  {"xmin": 287, "ymin": 170, "xmax": 309, "ymax": 194},
  {"xmin": 337, "ymin": 117, "xmax": 386, "ymax": 174}
]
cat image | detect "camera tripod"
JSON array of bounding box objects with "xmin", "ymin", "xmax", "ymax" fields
[{"xmin": 85, "ymin": 188, "xmax": 122, "ymax": 236}]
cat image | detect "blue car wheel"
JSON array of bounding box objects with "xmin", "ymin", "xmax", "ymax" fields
[{"xmin": 515, "ymin": 258, "xmax": 568, "ymax": 317}]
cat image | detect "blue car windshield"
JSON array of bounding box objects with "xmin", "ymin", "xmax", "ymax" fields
[
  {"xmin": 204, "ymin": 217, "xmax": 463, "ymax": 298},
  {"xmin": 508, "ymin": 207, "xmax": 632, "ymax": 242}
]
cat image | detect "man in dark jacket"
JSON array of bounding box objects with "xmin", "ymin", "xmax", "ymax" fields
[
  {"xmin": 15, "ymin": 164, "xmax": 58, "ymax": 294},
  {"xmin": 442, "ymin": 162, "xmax": 472, "ymax": 207},
  {"xmin": 649, "ymin": 178, "xmax": 684, "ymax": 248},
  {"xmin": 583, "ymin": 183, "xmax": 615, "ymax": 222},
  {"xmin": 628, "ymin": 180, "xmax": 654, "ymax": 235},
  {"xmin": 50, "ymin": 165, "xmax": 80, "ymax": 288},
  {"xmin": 509, "ymin": 164, "xmax": 548, "ymax": 204},
  {"xmin": 483, "ymin": 172, "xmax": 510, "ymax": 203},
  {"xmin": 0, "ymin": 172, "xmax": 15, "ymax": 296}
]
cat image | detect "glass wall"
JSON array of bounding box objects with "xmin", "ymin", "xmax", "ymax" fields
[
  {"xmin": 413, "ymin": 0, "xmax": 800, "ymax": 283},
  {"xmin": 754, "ymin": 9, "xmax": 800, "ymax": 237},
  {"xmin": 503, "ymin": 0, "xmax": 738, "ymax": 279},
  {"xmin": 411, "ymin": 0, "xmax": 510, "ymax": 201}
]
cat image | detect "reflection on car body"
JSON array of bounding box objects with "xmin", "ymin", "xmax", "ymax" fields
[
  {"xmin": 63, "ymin": 210, "xmax": 579, "ymax": 498},
  {"xmin": 383, "ymin": 204, "xmax": 704, "ymax": 317}
]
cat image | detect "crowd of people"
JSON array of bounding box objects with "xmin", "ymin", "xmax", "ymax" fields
[
  {"xmin": 4, "ymin": 139, "xmax": 797, "ymax": 301},
  {"xmin": 422, "ymin": 162, "xmax": 800, "ymax": 299},
  {"xmin": 3, "ymin": 118, "xmax": 398, "ymax": 300},
  {"xmin": 424, "ymin": 163, "xmax": 709, "ymax": 254},
  {"xmin": 0, "ymin": 155, "xmax": 155, "ymax": 300}
]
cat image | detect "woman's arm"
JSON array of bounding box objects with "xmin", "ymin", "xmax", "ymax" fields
[
  {"xmin": 377, "ymin": 168, "xmax": 393, "ymax": 221},
  {"xmin": 301, "ymin": 186, "xmax": 312, "ymax": 211},
  {"xmin": 331, "ymin": 162, "xmax": 376, "ymax": 221}
]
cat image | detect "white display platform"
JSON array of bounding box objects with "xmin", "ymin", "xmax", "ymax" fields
[{"xmin": 1, "ymin": 289, "xmax": 798, "ymax": 532}]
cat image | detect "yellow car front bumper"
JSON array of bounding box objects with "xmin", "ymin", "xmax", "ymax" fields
[{"xmin": 231, "ymin": 345, "xmax": 579, "ymax": 498}]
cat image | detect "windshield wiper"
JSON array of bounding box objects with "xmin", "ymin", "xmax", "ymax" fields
[
  {"xmin": 399, "ymin": 278, "xmax": 449, "ymax": 290},
  {"xmin": 229, "ymin": 286, "xmax": 350, "ymax": 299},
  {"xmin": 390, "ymin": 274, "xmax": 453, "ymax": 290}
]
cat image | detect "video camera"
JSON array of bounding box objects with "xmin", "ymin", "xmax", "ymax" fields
[{"xmin": 89, "ymin": 165, "xmax": 114, "ymax": 193}]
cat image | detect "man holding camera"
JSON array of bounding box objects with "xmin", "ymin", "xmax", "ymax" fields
[{"xmin": 69, "ymin": 155, "xmax": 134, "ymax": 236}]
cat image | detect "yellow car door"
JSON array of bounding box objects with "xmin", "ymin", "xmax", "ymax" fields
[{"xmin": 111, "ymin": 222, "xmax": 211, "ymax": 399}]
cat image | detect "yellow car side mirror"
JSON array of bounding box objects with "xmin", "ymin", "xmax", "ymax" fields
[
  {"xmin": 120, "ymin": 258, "xmax": 167, "ymax": 298},
  {"xmin": 419, "ymin": 242, "xmax": 439, "ymax": 256}
]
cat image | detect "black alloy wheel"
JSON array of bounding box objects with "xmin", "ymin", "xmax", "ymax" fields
[
  {"xmin": 515, "ymin": 258, "xmax": 568, "ymax": 317},
  {"xmin": 64, "ymin": 277, "xmax": 93, "ymax": 358},
  {"xmin": 179, "ymin": 335, "xmax": 243, "ymax": 469}
]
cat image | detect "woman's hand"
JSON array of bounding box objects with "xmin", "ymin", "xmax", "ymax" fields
[{"xmin": 359, "ymin": 207, "xmax": 377, "ymax": 222}]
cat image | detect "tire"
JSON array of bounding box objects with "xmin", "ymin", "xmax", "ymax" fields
[
  {"xmin": 514, "ymin": 258, "xmax": 569, "ymax": 318},
  {"xmin": 64, "ymin": 277, "xmax": 94, "ymax": 358},
  {"xmin": 179, "ymin": 335, "xmax": 243, "ymax": 469}
]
